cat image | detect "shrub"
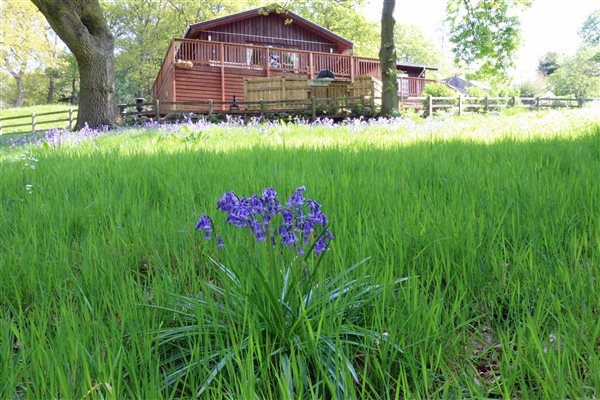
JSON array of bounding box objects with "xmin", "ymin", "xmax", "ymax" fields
[
  {"xmin": 465, "ymin": 86, "xmax": 489, "ymax": 98},
  {"xmin": 422, "ymin": 83, "xmax": 457, "ymax": 114},
  {"xmin": 422, "ymin": 82, "xmax": 456, "ymax": 99}
]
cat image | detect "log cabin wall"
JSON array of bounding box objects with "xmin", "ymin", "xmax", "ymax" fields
[
  {"xmin": 173, "ymin": 64, "xmax": 305, "ymax": 111},
  {"xmin": 188, "ymin": 14, "xmax": 341, "ymax": 54}
]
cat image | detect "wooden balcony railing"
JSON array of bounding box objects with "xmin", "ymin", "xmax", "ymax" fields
[
  {"xmin": 398, "ymin": 77, "xmax": 437, "ymax": 98},
  {"xmin": 152, "ymin": 39, "xmax": 437, "ymax": 100}
]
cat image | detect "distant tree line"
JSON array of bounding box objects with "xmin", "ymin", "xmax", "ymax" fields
[
  {"xmin": 3, "ymin": 0, "xmax": 596, "ymax": 126},
  {"xmin": 521, "ymin": 10, "xmax": 600, "ymax": 99}
]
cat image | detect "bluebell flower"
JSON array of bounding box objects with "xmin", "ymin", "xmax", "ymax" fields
[
  {"xmin": 262, "ymin": 187, "xmax": 278, "ymax": 203},
  {"xmin": 198, "ymin": 186, "xmax": 333, "ymax": 255},
  {"xmin": 217, "ymin": 192, "xmax": 239, "ymax": 213},
  {"xmin": 195, "ymin": 215, "xmax": 213, "ymax": 240},
  {"xmin": 248, "ymin": 195, "xmax": 265, "ymax": 215},
  {"xmin": 306, "ymin": 199, "xmax": 321, "ymax": 216},
  {"xmin": 216, "ymin": 234, "xmax": 224, "ymax": 248},
  {"xmin": 314, "ymin": 231, "xmax": 334, "ymax": 254},
  {"xmin": 281, "ymin": 209, "xmax": 294, "ymax": 226},
  {"xmin": 286, "ymin": 186, "xmax": 306, "ymax": 208},
  {"xmin": 279, "ymin": 225, "xmax": 299, "ymax": 247}
]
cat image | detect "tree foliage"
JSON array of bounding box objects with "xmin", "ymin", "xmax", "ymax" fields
[
  {"xmin": 446, "ymin": 0, "xmax": 531, "ymax": 83},
  {"xmin": 103, "ymin": 0, "xmax": 253, "ymax": 102},
  {"xmin": 537, "ymin": 51, "xmax": 561, "ymax": 76},
  {"xmin": 394, "ymin": 24, "xmax": 441, "ymax": 66},
  {"xmin": 103, "ymin": 0, "xmax": 379, "ymax": 103},
  {"xmin": 578, "ymin": 10, "xmax": 600, "ymax": 48},
  {"xmin": 0, "ymin": 0, "xmax": 57, "ymax": 106},
  {"xmin": 283, "ymin": 0, "xmax": 379, "ymax": 57},
  {"xmin": 548, "ymin": 46, "xmax": 600, "ymax": 99}
]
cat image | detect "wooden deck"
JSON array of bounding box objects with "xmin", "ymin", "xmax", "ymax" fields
[{"xmin": 152, "ymin": 39, "xmax": 436, "ymax": 107}]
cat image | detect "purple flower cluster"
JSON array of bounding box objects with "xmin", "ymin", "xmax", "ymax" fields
[
  {"xmin": 2, "ymin": 113, "xmax": 438, "ymax": 150},
  {"xmin": 195, "ymin": 186, "xmax": 333, "ymax": 254}
]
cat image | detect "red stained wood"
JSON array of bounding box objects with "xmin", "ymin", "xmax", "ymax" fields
[
  {"xmin": 186, "ymin": 8, "xmax": 351, "ymax": 54},
  {"xmin": 151, "ymin": 8, "xmax": 438, "ymax": 106}
]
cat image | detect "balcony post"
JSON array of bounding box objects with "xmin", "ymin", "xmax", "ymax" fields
[
  {"xmin": 220, "ymin": 42, "xmax": 225, "ymax": 109},
  {"xmin": 309, "ymin": 53, "xmax": 314, "ymax": 79},
  {"xmin": 350, "ymin": 55, "xmax": 355, "ymax": 82},
  {"xmin": 266, "ymin": 48, "xmax": 271, "ymax": 77}
]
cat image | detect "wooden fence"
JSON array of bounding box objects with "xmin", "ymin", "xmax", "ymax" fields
[
  {"xmin": 118, "ymin": 96, "xmax": 375, "ymax": 122},
  {"xmin": 422, "ymin": 95, "xmax": 599, "ymax": 116},
  {"xmin": 243, "ymin": 75, "xmax": 382, "ymax": 109},
  {"xmin": 1, "ymin": 96, "xmax": 598, "ymax": 138},
  {"xmin": 0, "ymin": 108, "xmax": 77, "ymax": 136}
]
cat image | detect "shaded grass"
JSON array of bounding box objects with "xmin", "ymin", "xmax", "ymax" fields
[{"xmin": 1, "ymin": 114, "xmax": 599, "ymax": 398}]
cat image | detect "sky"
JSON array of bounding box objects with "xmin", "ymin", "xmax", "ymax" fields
[{"xmin": 362, "ymin": 0, "xmax": 598, "ymax": 82}]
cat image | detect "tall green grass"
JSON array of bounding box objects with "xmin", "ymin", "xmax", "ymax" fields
[{"xmin": 1, "ymin": 111, "xmax": 599, "ymax": 398}]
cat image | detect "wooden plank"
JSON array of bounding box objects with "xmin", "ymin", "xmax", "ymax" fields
[{"xmin": 220, "ymin": 42, "xmax": 225, "ymax": 110}]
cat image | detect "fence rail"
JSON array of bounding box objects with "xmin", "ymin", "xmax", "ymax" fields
[
  {"xmin": 0, "ymin": 108, "xmax": 77, "ymax": 136},
  {"xmin": 1, "ymin": 95, "xmax": 598, "ymax": 138},
  {"xmin": 424, "ymin": 95, "xmax": 598, "ymax": 116},
  {"xmin": 120, "ymin": 96, "xmax": 375, "ymax": 122}
]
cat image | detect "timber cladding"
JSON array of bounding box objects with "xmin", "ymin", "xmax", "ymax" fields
[
  {"xmin": 168, "ymin": 64, "xmax": 382, "ymax": 112},
  {"xmin": 174, "ymin": 64, "xmax": 266, "ymax": 110}
]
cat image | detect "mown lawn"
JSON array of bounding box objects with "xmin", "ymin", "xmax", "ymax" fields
[
  {"xmin": 1, "ymin": 110, "xmax": 599, "ymax": 398},
  {"xmin": 0, "ymin": 104, "xmax": 76, "ymax": 135}
]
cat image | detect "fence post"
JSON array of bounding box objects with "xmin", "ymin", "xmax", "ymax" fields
[
  {"xmin": 31, "ymin": 113, "xmax": 36, "ymax": 132},
  {"xmin": 311, "ymin": 97, "xmax": 317, "ymax": 120},
  {"xmin": 577, "ymin": 97, "xmax": 584, "ymax": 108},
  {"xmin": 458, "ymin": 95, "xmax": 463, "ymax": 116},
  {"xmin": 536, "ymin": 96, "xmax": 540, "ymax": 111},
  {"xmin": 118, "ymin": 104, "xmax": 127, "ymax": 117},
  {"xmin": 0, "ymin": 118, "xmax": 3, "ymax": 136},
  {"xmin": 154, "ymin": 99, "xmax": 160, "ymax": 122},
  {"xmin": 208, "ymin": 99, "xmax": 213, "ymax": 116},
  {"xmin": 484, "ymin": 96, "xmax": 489, "ymax": 113},
  {"xmin": 510, "ymin": 96, "xmax": 516, "ymax": 108},
  {"xmin": 260, "ymin": 100, "xmax": 265, "ymax": 117},
  {"xmin": 427, "ymin": 95, "xmax": 433, "ymax": 117},
  {"xmin": 68, "ymin": 108, "xmax": 74, "ymax": 129}
]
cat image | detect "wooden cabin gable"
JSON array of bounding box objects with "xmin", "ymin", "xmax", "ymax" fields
[{"xmin": 190, "ymin": 14, "xmax": 342, "ymax": 54}]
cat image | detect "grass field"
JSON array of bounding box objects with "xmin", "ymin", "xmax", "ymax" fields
[
  {"xmin": 1, "ymin": 110, "xmax": 599, "ymax": 398},
  {"xmin": 0, "ymin": 104, "xmax": 76, "ymax": 135}
]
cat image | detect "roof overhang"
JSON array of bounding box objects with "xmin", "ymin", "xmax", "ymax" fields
[
  {"xmin": 396, "ymin": 62, "xmax": 438, "ymax": 71},
  {"xmin": 184, "ymin": 6, "xmax": 354, "ymax": 52}
]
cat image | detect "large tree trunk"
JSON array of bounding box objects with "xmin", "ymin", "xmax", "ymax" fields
[
  {"xmin": 31, "ymin": 0, "xmax": 115, "ymax": 129},
  {"xmin": 379, "ymin": 0, "xmax": 399, "ymax": 116},
  {"xmin": 14, "ymin": 72, "xmax": 25, "ymax": 107}
]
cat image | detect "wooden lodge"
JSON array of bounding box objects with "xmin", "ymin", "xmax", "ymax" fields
[{"xmin": 152, "ymin": 6, "xmax": 438, "ymax": 110}]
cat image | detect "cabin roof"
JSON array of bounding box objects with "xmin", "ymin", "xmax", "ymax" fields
[
  {"xmin": 184, "ymin": 6, "xmax": 354, "ymax": 51},
  {"xmin": 396, "ymin": 62, "xmax": 438, "ymax": 71}
]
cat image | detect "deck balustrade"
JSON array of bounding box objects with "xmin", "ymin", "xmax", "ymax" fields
[{"xmin": 152, "ymin": 39, "xmax": 436, "ymax": 102}]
